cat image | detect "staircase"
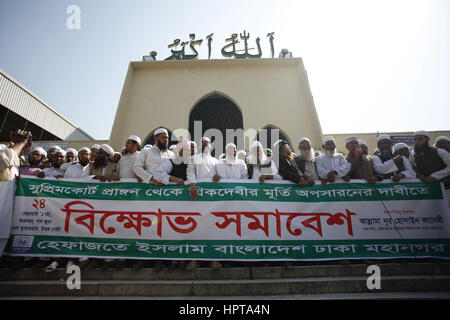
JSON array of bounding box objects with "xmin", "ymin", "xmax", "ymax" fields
[{"xmin": 1, "ymin": 260, "xmax": 449, "ymax": 299}]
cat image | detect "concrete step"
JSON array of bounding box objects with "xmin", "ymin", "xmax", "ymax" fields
[
  {"xmin": 2, "ymin": 292, "xmax": 450, "ymax": 300},
  {"xmin": 1, "ymin": 262, "xmax": 449, "ymax": 281},
  {"xmin": 1, "ymin": 275, "xmax": 449, "ymax": 297}
]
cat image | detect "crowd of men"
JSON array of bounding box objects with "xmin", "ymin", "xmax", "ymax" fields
[{"xmin": 0, "ymin": 128, "xmax": 449, "ymax": 272}]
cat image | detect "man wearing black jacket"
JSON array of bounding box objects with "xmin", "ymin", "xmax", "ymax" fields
[{"xmin": 274, "ymin": 140, "xmax": 307, "ymax": 187}]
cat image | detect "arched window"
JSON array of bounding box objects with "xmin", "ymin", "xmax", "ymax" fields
[
  {"xmin": 189, "ymin": 93, "xmax": 243, "ymax": 155},
  {"xmin": 255, "ymin": 125, "xmax": 292, "ymax": 150}
]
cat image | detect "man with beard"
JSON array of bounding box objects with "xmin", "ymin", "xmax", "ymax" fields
[
  {"xmin": 392, "ymin": 143, "xmax": 415, "ymax": 167},
  {"xmin": 294, "ymin": 137, "xmax": 318, "ymax": 185},
  {"xmin": 372, "ymin": 134, "xmax": 416, "ymax": 182},
  {"xmin": 274, "ymin": 140, "xmax": 307, "ymax": 186},
  {"xmin": 41, "ymin": 145, "xmax": 60, "ymax": 169},
  {"xmin": 359, "ymin": 140, "xmax": 369, "ymax": 155},
  {"xmin": 248, "ymin": 141, "xmax": 282, "ymax": 182},
  {"xmin": 133, "ymin": 128, "xmax": 175, "ymax": 185},
  {"xmin": 110, "ymin": 135, "xmax": 141, "ymax": 181},
  {"xmin": 213, "ymin": 143, "xmax": 248, "ymax": 181},
  {"xmin": 316, "ymin": 136, "xmax": 351, "ymax": 186},
  {"xmin": 187, "ymin": 137, "xmax": 218, "ymax": 200},
  {"xmin": 89, "ymin": 144, "xmax": 117, "ymax": 182},
  {"xmin": 37, "ymin": 148, "xmax": 66, "ymax": 178},
  {"xmin": 413, "ymin": 131, "xmax": 449, "ymax": 184},
  {"xmin": 344, "ymin": 136, "xmax": 377, "ymax": 184},
  {"xmin": 64, "ymin": 147, "xmax": 91, "ymax": 178},
  {"xmin": 90, "ymin": 144, "xmax": 100, "ymax": 163},
  {"xmin": 19, "ymin": 147, "xmax": 46, "ymax": 176},
  {"xmin": 434, "ymin": 136, "xmax": 450, "ymax": 152}
]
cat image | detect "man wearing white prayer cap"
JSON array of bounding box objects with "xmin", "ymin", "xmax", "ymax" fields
[
  {"xmin": 187, "ymin": 136, "xmax": 218, "ymax": 199},
  {"xmin": 413, "ymin": 130, "xmax": 449, "ymax": 183},
  {"xmin": 89, "ymin": 144, "xmax": 117, "ymax": 182},
  {"xmin": 372, "ymin": 134, "xmax": 416, "ymax": 182},
  {"xmin": 41, "ymin": 144, "xmax": 60, "ymax": 169},
  {"xmin": 110, "ymin": 135, "xmax": 142, "ymax": 181},
  {"xmin": 59, "ymin": 148, "xmax": 79, "ymax": 172},
  {"xmin": 213, "ymin": 143, "xmax": 248, "ymax": 181},
  {"xmin": 133, "ymin": 127, "xmax": 175, "ymax": 185},
  {"xmin": 359, "ymin": 139, "xmax": 369, "ymax": 155},
  {"xmin": 38, "ymin": 147, "xmax": 66, "ymax": 179},
  {"xmin": 90, "ymin": 144, "xmax": 100, "ymax": 162},
  {"xmin": 316, "ymin": 136, "xmax": 351, "ymax": 186},
  {"xmin": 294, "ymin": 137, "xmax": 318, "ymax": 184},
  {"xmin": 344, "ymin": 136, "xmax": 377, "ymax": 184},
  {"xmin": 435, "ymin": 136, "xmax": 450, "ymax": 152},
  {"xmin": 64, "ymin": 147, "xmax": 91, "ymax": 179},
  {"xmin": 19, "ymin": 147, "xmax": 46, "ymax": 176}
]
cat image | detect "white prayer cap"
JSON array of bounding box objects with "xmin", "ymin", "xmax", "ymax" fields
[
  {"xmin": 236, "ymin": 150, "xmax": 246, "ymax": 160},
  {"xmin": 322, "ymin": 136, "xmax": 335, "ymax": 145},
  {"xmin": 31, "ymin": 147, "xmax": 47, "ymax": 157},
  {"xmin": 91, "ymin": 144, "xmax": 100, "ymax": 150},
  {"xmin": 202, "ymin": 137, "xmax": 211, "ymax": 143},
  {"xmin": 393, "ymin": 143, "xmax": 409, "ymax": 153},
  {"xmin": 345, "ymin": 136, "xmax": 359, "ymax": 144},
  {"xmin": 127, "ymin": 135, "xmax": 141, "ymax": 146},
  {"xmin": 413, "ymin": 130, "xmax": 429, "ymax": 138},
  {"xmin": 154, "ymin": 128, "xmax": 168, "ymax": 136},
  {"xmin": 54, "ymin": 147, "xmax": 66, "ymax": 157},
  {"xmin": 219, "ymin": 153, "xmax": 225, "ymax": 160},
  {"xmin": 359, "ymin": 139, "xmax": 367, "ymax": 146},
  {"xmin": 377, "ymin": 134, "xmax": 391, "ymax": 142},
  {"xmin": 49, "ymin": 145, "xmax": 60, "ymax": 150},
  {"xmin": 251, "ymin": 140, "xmax": 263, "ymax": 150},
  {"xmin": 435, "ymin": 136, "xmax": 450, "ymax": 144},
  {"xmin": 225, "ymin": 143, "xmax": 236, "ymax": 150},
  {"xmin": 78, "ymin": 147, "xmax": 90, "ymax": 153},
  {"xmin": 65, "ymin": 148, "xmax": 78, "ymax": 156},
  {"xmin": 99, "ymin": 144, "xmax": 114, "ymax": 158},
  {"xmin": 298, "ymin": 137, "xmax": 310, "ymax": 145},
  {"xmin": 114, "ymin": 152, "xmax": 121, "ymax": 156}
]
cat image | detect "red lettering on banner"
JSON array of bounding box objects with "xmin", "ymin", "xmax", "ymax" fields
[
  {"xmin": 60, "ymin": 200, "xmax": 201, "ymax": 237},
  {"xmin": 211, "ymin": 209, "xmax": 357, "ymax": 238}
]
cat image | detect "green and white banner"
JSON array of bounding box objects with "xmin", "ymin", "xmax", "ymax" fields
[{"xmin": 5, "ymin": 177, "xmax": 450, "ymax": 261}]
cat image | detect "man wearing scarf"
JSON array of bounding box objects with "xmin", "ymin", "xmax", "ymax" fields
[
  {"xmin": 274, "ymin": 139, "xmax": 307, "ymax": 186},
  {"xmin": 413, "ymin": 131, "xmax": 449, "ymax": 184},
  {"xmin": 247, "ymin": 140, "xmax": 282, "ymax": 182},
  {"xmin": 154, "ymin": 140, "xmax": 195, "ymax": 185},
  {"xmin": 187, "ymin": 137, "xmax": 218, "ymax": 199},
  {"xmin": 89, "ymin": 144, "xmax": 117, "ymax": 182},
  {"xmin": 345, "ymin": 136, "xmax": 377, "ymax": 184},
  {"xmin": 294, "ymin": 137, "xmax": 319, "ymax": 185},
  {"xmin": 372, "ymin": 134, "xmax": 416, "ymax": 182}
]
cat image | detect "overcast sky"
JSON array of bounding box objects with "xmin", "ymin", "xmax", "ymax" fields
[{"xmin": 0, "ymin": 0, "xmax": 449, "ymax": 140}]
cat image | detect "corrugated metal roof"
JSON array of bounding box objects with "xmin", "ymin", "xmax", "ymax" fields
[{"xmin": 0, "ymin": 69, "xmax": 93, "ymax": 140}]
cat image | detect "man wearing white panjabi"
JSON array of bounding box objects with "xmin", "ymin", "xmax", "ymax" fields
[
  {"xmin": 316, "ymin": 136, "xmax": 351, "ymax": 186},
  {"xmin": 64, "ymin": 147, "xmax": 91, "ymax": 178},
  {"xmin": 213, "ymin": 143, "xmax": 248, "ymax": 181},
  {"xmin": 133, "ymin": 128, "xmax": 175, "ymax": 185},
  {"xmin": 247, "ymin": 140, "xmax": 282, "ymax": 182},
  {"xmin": 187, "ymin": 137, "xmax": 218, "ymax": 197},
  {"xmin": 110, "ymin": 135, "xmax": 141, "ymax": 180},
  {"xmin": 372, "ymin": 134, "xmax": 416, "ymax": 182},
  {"xmin": 0, "ymin": 130, "xmax": 31, "ymax": 257}
]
